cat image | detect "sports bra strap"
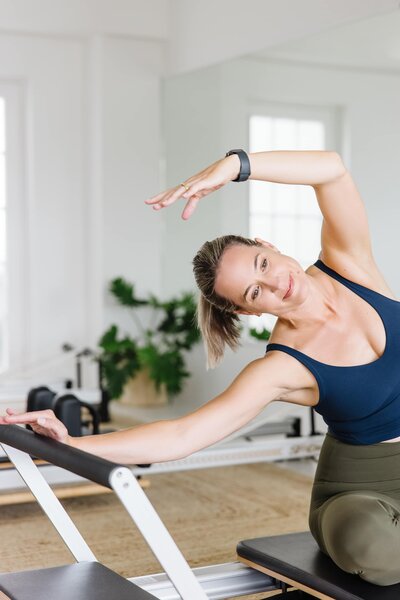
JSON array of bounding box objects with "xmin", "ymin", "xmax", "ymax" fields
[
  {"xmin": 314, "ymin": 260, "xmax": 380, "ymax": 301},
  {"xmin": 266, "ymin": 343, "xmax": 326, "ymax": 403}
]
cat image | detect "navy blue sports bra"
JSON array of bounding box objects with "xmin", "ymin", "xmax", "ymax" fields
[{"xmin": 266, "ymin": 259, "xmax": 400, "ymax": 445}]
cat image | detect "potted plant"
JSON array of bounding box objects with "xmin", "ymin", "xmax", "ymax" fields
[{"xmin": 98, "ymin": 277, "xmax": 201, "ymax": 409}]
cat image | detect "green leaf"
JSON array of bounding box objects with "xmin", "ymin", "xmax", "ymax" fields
[
  {"xmin": 249, "ymin": 327, "xmax": 271, "ymax": 341},
  {"xmin": 137, "ymin": 344, "xmax": 190, "ymax": 396},
  {"xmin": 110, "ymin": 278, "xmax": 148, "ymax": 307},
  {"xmin": 98, "ymin": 281, "xmax": 201, "ymax": 401}
]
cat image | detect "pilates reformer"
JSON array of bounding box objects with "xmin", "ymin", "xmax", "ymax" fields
[{"xmin": 1, "ymin": 425, "xmax": 395, "ymax": 599}]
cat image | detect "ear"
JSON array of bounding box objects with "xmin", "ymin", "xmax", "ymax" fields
[
  {"xmin": 234, "ymin": 309, "xmax": 262, "ymax": 317},
  {"xmin": 255, "ymin": 237, "xmax": 281, "ymax": 253}
]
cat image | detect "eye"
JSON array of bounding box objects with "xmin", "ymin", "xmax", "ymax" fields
[
  {"xmin": 251, "ymin": 286, "xmax": 260, "ymax": 301},
  {"xmin": 261, "ymin": 257, "xmax": 268, "ymax": 271}
]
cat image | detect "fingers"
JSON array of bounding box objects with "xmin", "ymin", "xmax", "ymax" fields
[
  {"xmin": 144, "ymin": 169, "xmax": 216, "ymax": 215},
  {"xmin": 0, "ymin": 408, "xmax": 15, "ymax": 424},
  {"xmin": 33, "ymin": 416, "xmax": 67, "ymax": 442},
  {"xmin": 145, "ymin": 182, "xmax": 189, "ymax": 209},
  {"xmin": 182, "ymin": 196, "xmax": 201, "ymax": 220},
  {"xmin": 1, "ymin": 409, "xmax": 68, "ymax": 442},
  {"xmin": 145, "ymin": 157, "xmax": 232, "ymax": 217},
  {"xmin": 2, "ymin": 409, "xmax": 55, "ymax": 425},
  {"xmin": 147, "ymin": 179, "xmax": 217, "ymax": 220}
]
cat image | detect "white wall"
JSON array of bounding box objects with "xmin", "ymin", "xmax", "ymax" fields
[
  {"xmin": 162, "ymin": 56, "xmax": 400, "ymax": 429},
  {"xmin": 0, "ymin": 33, "xmax": 87, "ymax": 381},
  {"xmin": 0, "ymin": 0, "xmax": 170, "ymax": 386},
  {"xmin": 0, "ymin": 31, "xmax": 166, "ymax": 387},
  {"xmin": 0, "ymin": 0, "xmax": 169, "ymax": 39},
  {"xmin": 168, "ymin": 0, "xmax": 399, "ymax": 73},
  {"xmin": 0, "ymin": 0, "xmax": 397, "ymax": 74},
  {"xmin": 102, "ymin": 36, "xmax": 165, "ymax": 332}
]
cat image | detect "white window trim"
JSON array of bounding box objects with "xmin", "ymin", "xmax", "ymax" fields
[{"xmin": 0, "ymin": 81, "xmax": 28, "ymax": 376}]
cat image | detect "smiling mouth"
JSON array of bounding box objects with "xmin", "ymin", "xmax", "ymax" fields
[{"xmin": 283, "ymin": 275, "xmax": 293, "ymax": 300}]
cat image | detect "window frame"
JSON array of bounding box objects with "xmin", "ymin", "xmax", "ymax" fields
[{"xmin": 0, "ymin": 82, "xmax": 27, "ymax": 376}]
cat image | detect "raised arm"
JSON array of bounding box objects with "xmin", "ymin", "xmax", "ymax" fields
[
  {"xmin": 146, "ymin": 149, "xmax": 374, "ymax": 267},
  {"xmin": 145, "ymin": 150, "xmax": 345, "ymax": 220},
  {"xmin": 1, "ymin": 353, "xmax": 297, "ymax": 465},
  {"xmin": 250, "ymin": 151, "xmax": 374, "ymax": 264}
]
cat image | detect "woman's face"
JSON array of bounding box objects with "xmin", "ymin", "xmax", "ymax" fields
[{"xmin": 214, "ymin": 241, "xmax": 308, "ymax": 316}]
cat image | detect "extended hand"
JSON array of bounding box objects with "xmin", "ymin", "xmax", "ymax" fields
[
  {"xmin": 145, "ymin": 155, "xmax": 240, "ymax": 220},
  {"xmin": 0, "ymin": 408, "xmax": 70, "ymax": 444}
]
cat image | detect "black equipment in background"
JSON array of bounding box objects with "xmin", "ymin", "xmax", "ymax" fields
[{"xmin": 26, "ymin": 386, "xmax": 100, "ymax": 437}]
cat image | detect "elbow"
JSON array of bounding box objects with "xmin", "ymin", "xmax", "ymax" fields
[
  {"xmin": 330, "ymin": 151, "xmax": 347, "ymax": 180},
  {"xmin": 313, "ymin": 152, "xmax": 347, "ymax": 189}
]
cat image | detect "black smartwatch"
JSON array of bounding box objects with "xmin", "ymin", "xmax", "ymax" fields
[{"xmin": 225, "ymin": 149, "xmax": 251, "ymax": 182}]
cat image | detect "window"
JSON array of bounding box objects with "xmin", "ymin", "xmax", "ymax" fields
[
  {"xmin": 0, "ymin": 97, "xmax": 7, "ymax": 372},
  {"xmin": 0, "ymin": 83, "xmax": 25, "ymax": 377},
  {"xmin": 248, "ymin": 105, "xmax": 337, "ymax": 333}
]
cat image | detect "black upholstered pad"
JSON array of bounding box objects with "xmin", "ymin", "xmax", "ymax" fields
[
  {"xmin": 0, "ymin": 561, "xmax": 156, "ymax": 600},
  {"xmin": 237, "ymin": 531, "xmax": 400, "ymax": 600}
]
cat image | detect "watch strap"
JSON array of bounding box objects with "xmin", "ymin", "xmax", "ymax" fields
[{"xmin": 225, "ymin": 149, "xmax": 251, "ymax": 182}]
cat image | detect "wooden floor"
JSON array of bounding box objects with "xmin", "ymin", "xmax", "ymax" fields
[{"xmin": 0, "ymin": 461, "xmax": 314, "ymax": 599}]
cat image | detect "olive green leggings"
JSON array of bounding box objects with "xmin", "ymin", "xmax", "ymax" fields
[{"xmin": 309, "ymin": 433, "xmax": 400, "ymax": 586}]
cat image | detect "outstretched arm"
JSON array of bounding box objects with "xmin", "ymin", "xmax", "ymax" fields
[
  {"xmin": 145, "ymin": 150, "xmax": 345, "ymax": 220},
  {"xmin": 1, "ymin": 353, "xmax": 294, "ymax": 465}
]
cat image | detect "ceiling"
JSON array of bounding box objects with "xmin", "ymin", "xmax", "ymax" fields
[{"xmin": 251, "ymin": 10, "xmax": 400, "ymax": 73}]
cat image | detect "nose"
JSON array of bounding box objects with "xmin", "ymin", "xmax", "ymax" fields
[{"xmin": 260, "ymin": 272, "xmax": 283, "ymax": 294}]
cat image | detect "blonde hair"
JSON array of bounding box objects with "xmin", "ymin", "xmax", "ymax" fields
[{"xmin": 192, "ymin": 235, "xmax": 260, "ymax": 368}]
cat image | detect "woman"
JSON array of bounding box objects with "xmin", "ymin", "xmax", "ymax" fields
[{"xmin": 3, "ymin": 150, "xmax": 400, "ymax": 585}]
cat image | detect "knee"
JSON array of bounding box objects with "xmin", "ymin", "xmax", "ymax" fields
[{"xmin": 320, "ymin": 493, "xmax": 400, "ymax": 585}]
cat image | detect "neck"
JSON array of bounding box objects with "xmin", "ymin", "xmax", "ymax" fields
[{"xmin": 276, "ymin": 272, "xmax": 339, "ymax": 330}]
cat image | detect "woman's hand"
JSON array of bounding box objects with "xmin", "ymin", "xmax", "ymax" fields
[
  {"xmin": 145, "ymin": 154, "xmax": 240, "ymax": 220},
  {"xmin": 0, "ymin": 408, "xmax": 70, "ymax": 444}
]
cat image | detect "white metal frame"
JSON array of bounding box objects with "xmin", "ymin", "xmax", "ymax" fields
[
  {"xmin": 1, "ymin": 443, "xmax": 96, "ymax": 562},
  {"xmin": 0, "ymin": 439, "xmax": 278, "ymax": 599},
  {"xmin": 110, "ymin": 466, "xmax": 208, "ymax": 599},
  {"xmin": 130, "ymin": 562, "xmax": 275, "ymax": 600}
]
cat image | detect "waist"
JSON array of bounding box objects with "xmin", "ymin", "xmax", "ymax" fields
[
  {"xmin": 324, "ymin": 432, "xmax": 400, "ymax": 459},
  {"xmin": 310, "ymin": 433, "xmax": 400, "ymax": 528},
  {"xmin": 324, "ymin": 414, "xmax": 400, "ymax": 445}
]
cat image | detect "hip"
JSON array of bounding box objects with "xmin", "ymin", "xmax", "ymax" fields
[{"xmin": 310, "ymin": 433, "xmax": 400, "ymax": 512}]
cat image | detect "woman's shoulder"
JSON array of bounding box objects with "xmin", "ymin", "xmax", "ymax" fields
[
  {"xmin": 265, "ymin": 322, "xmax": 318, "ymax": 392},
  {"xmin": 260, "ymin": 345, "xmax": 318, "ymax": 399},
  {"xmin": 315, "ymin": 250, "xmax": 397, "ymax": 300},
  {"xmin": 267, "ymin": 318, "xmax": 299, "ymax": 351}
]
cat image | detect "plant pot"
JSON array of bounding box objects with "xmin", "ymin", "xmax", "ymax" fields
[{"xmin": 118, "ymin": 369, "xmax": 168, "ymax": 407}]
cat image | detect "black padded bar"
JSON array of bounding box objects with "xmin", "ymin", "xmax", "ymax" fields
[
  {"xmin": 0, "ymin": 425, "xmax": 120, "ymax": 489},
  {"xmin": 237, "ymin": 532, "xmax": 400, "ymax": 600}
]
